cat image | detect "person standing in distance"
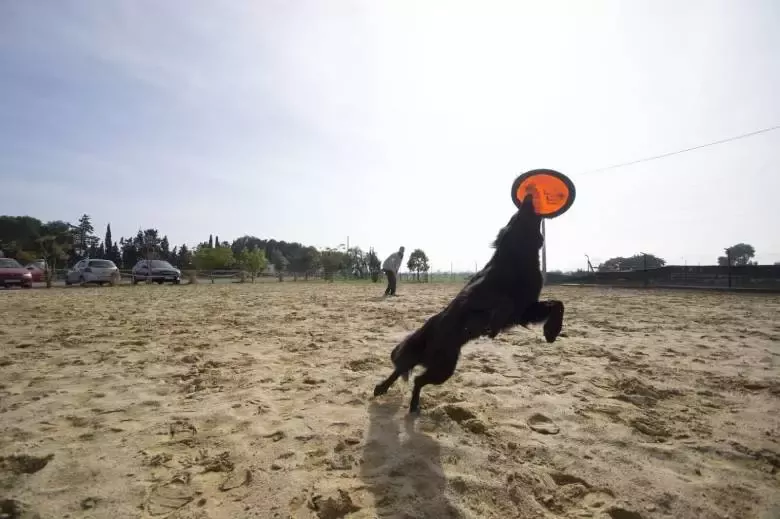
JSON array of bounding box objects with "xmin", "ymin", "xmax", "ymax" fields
[{"xmin": 382, "ymin": 246, "xmax": 405, "ymax": 297}]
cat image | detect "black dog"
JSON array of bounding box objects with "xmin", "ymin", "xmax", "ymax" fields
[{"xmin": 373, "ymin": 193, "xmax": 565, "ymax": 413}]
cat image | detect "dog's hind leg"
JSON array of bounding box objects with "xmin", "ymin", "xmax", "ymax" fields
[
  {"xmin": 519, "ymin": 300, "xmax": 565, "ymax": 343},
  {"xmin": 374, "ymin": 350, "xmax": 419, "ymax": 397},
  {"xmin": 390, "ymin": 343, "xmax": 411, "ymax": 382},
  {"xmin": 408, "ymin": 351, "xmax": 459, "ymax": 414},
  {"xmin": 373, "ymin": 369, "xmax": 404, "ymax": 397}
]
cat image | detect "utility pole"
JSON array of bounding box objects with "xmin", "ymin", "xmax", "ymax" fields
[
  {"xmin": 640, "ymin": 251, "xmax": 649, "ymax": 287},
  {"xmin": 541, "ymin": 219, "xmax": 547, "ymax": 283},
  {"xmin": 726, "ymin": 248, "xmax": 732, "ymax": 288}
]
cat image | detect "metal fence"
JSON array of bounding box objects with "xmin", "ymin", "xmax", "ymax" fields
[
  {"xmin": 551, "ymin": 264, "xmax": 780, "ymax": 290},
  {"xmin": 35, "ymin": 268, "xmax": 464, "ymax": 285}
]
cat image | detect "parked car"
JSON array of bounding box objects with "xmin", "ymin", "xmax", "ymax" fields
[
  {"xmin": 131, "ymin": 259, "xmax": 181, "ymax": 284},
  {"xmin": 0, "ymin": 258, "xmax": 34, "ymax": 288},
  {"xmin": 65, "ymin": 259, "xmax": 120, "ymax": 286},
  {"xmin": 25, "ymin": 259, "xmax": 49, "ymax": 282}
]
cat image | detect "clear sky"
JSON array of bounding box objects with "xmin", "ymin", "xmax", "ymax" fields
[{"xmin": 1, "ymin": 1, "xmax": 779, "ymax": 272}]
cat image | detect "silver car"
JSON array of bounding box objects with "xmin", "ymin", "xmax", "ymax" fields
[
  {"xmin": 131, "ymin": 259, "xmax": 181, "ymax": 285},
  {"xmin": 65, "ymin": 259, "xmax": 120, "ymax": 286}
]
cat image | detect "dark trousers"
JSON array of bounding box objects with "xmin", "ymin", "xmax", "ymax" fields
[{"xmin": 383, "ymin": 269, "xmax": 397, "ymax": 296}]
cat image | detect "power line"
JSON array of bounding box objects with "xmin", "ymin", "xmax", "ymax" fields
[{"xmin": 583, "ymin": 123, "xmax": 780, "ymax": 175}]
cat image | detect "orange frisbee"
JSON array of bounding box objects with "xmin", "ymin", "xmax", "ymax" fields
[{"xmin": 511, "ymin": 168, "xmax": 576, "ymax": 218}]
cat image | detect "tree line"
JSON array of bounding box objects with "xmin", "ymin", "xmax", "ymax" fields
[
  {"xmin": 595, "ymin": 243, "xmax": 759, "ymax": 272},
  {"xmin": 0, "ymin": 214, "xmax": 432, "ymax": 283}
]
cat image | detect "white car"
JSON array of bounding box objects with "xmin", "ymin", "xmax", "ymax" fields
[
  {"xmin": 131, "ymin": 260, "xmax": 181, "ymax": 285},
  {"xmin": 65, "ymin": 259, "xmax": 120, "ymax": 286}
]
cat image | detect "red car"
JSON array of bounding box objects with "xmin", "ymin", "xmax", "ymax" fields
[
  {"xmin": 0, "ymin": 258, "xmax": 34, "ymax": 288},
  {"xmin": 24, "ymin": 260, "xmax": 49, "ymax": 282}
]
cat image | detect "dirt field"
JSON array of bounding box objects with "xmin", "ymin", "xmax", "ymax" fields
[{"xmin": 1, "ymin": 283, "xmax": 779, "ymax": 519}]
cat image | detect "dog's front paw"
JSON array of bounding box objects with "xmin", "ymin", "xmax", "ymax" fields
[
  {"xmin": 373, "ymin": 383, "xmax": 388, "ymax": 397},
  {"xmin": 543, "ymin": 306, "xmax": 564, "ymax": 343},
  {"xmin": 543, "ymin": 321, "xmax": 562, "ymax": 343}
]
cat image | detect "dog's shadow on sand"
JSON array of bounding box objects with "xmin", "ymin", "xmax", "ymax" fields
[{"xmin": 360, "ymin": 398, "xmax": 462, "ymax": 518}]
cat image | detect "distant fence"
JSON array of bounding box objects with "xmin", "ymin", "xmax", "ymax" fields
[
  {"xmin": 47, "ymin": 269, "xmax": 308, "ymax": 283},
  {"xmin": 41, "ymin": 265, "xmax": 780, "ymax": 289},
  {"xmin": 45, "ymin": 268, "xmax": 450, "ymax": 284},
  {"xmin": 550, "ymin": 265, "xmax": 780, "ymax": 289}
]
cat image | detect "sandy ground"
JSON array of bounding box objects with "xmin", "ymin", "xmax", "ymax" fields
[{"xmin": 1, "ymin": 282, "xmax": 779, "ymax": 519}]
